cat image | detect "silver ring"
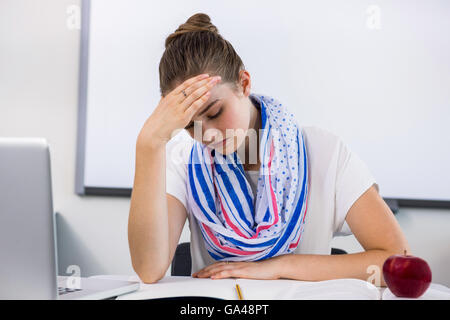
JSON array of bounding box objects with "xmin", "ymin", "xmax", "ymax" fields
[{"xmin": 181, "ymin": 89, "xmax": 187, "ymax": 97}]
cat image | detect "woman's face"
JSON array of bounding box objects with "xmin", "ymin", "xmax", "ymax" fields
[{"xmin": 184, "ymin": 81, "xmax": 252, "ymax": 155}]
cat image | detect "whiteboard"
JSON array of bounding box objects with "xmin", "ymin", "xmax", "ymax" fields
[{"xmin": 76, "ymin": 0, "xmax": 450, "ymax": 207}]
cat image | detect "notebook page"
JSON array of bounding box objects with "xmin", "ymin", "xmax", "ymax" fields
[
  {"xmin": 111, "ymin": 276, "xmax": 381, "ymax": 300},
  {"xmin": 115, "ymin": 276, "xmax": 237, "ymax": 300}
]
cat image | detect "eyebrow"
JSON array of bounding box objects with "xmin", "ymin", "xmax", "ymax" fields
[{"xmin": 185, "ymin": 99, "xmax": 220, "ymax": 128}]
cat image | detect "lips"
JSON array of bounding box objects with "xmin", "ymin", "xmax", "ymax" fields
[{"xmin": 209, "ymin": 137, "xmax": 230, "ymax": 147}]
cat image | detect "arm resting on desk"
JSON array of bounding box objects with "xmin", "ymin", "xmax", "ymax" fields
[
  {"xmin": 195, "ymin": 185, "xmax": 410, "ymax": 287},
  {"xmin": 276, "ymin": 249, "xmax": 394, "ymax": 287},
  {"xmin": 279, "ymin": 185, "xmax": 410, "ymax": 286}
]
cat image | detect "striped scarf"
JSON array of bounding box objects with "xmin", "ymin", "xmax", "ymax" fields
[{"xmin": 187, "ymin": 93, "xmax": 309, "ymax": 261}]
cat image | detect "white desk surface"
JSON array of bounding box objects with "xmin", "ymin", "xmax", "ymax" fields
[
  {"xmin": 92, "ymin": 275, "xmax": 392, "ymax": 299},
  {"xmin": 89, "ymin": 275, "xmax": 450, "ymax": 300}
]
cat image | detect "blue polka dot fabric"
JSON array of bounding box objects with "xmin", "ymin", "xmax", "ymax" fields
[{"xmin": 186, "ymin": 93, "xmax": 309, "ymax": 262}]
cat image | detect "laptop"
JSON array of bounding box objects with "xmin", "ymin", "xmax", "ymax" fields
[{"xmin": 0, "ymin": 137, "xmax": 140, "ymax": 299}]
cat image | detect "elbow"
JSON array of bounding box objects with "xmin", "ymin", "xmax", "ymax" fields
[
  {"xmin": 132, "ymin": 260, "xmax": 168, "ymax": 284},
  {"xmin": 377, "ymin": 234, "xmax": 411, "ymax": 257},
  {"xmin": 384, "ymin": 242, "xmax": 412, "ymax": 257},
  {"xmin": 134, "ymin": 266, "xmax": 166, "ymax": 284},
  {"xmin": 139, "ymin": 272, "xmax": 165, "ymax": 284}
]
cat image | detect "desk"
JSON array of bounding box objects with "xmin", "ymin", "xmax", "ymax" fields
[
  {"xmin": 90, "ymin": 275, "xmax": 450, "ymax": 300},
  {"xmin": 90, "ymin": 275, "xmax": 397, "ymax": 300}
]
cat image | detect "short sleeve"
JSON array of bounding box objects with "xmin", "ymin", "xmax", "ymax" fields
[
  {"xmin": 165, "ymin": 131, "xmax": 192, "ymax": 210},
  {"xmin": 334, "ymin": 137, "xmax": 379, "ymax": 236}
]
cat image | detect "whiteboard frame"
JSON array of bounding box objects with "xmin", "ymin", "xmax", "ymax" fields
[{"xmin": 75, "ymin": 0, "xmax": 450, "ymax": 210}]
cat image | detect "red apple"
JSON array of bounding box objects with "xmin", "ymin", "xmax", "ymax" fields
[{"xmin": 382, "ymin": 250, "xmax": 432, "ymax": 298}]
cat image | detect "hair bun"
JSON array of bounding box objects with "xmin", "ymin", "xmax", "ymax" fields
[{"xmin": 165, "ymin": 13, "xmax": 219, "ymax": 48}]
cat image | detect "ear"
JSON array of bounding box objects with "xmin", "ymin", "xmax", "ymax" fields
[{"xmin": 238, "ymin": 70, "xmax": 252, "ymax": 97}]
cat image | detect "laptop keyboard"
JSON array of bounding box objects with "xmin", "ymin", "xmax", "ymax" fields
[{"xmin": 58, "ymin": 287, "xmax": 83, "ymax": 295}]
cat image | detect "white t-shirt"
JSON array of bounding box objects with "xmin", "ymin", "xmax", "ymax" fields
[
  {"xmin": 165, "ymin": 126, "xmax": 379, "ymax": 274},
  {"xmin": 244, "ymin": 170, "xmax": 259, "ymax": 198}
]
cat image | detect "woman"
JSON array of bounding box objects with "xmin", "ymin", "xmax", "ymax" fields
[{"xmin": 128, "ymin": 13, "xmax": 410, "ymax": 285}]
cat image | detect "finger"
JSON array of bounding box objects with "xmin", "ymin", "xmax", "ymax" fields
[
  {"xmin": 170, "ymin": 73, "xmax": 210, "ymax": 97},
  {"xmin": 182, "ymin": 81, "xmax": 222, "ymax": 126},
  {"xmin": 192, "ymin": 262, "xmax": 221, "ymax": 277},
  {"xmin": 196, "ymin": 263, "xmax": 237, "ymax": 278},
  {"xmin": 183, "ymin": 90, "xmax": 211, "ymax": 121},
  {"xmin": 177, "ymin": 75, "xmax": 217, "ymax": 104},
  {"xmin": 193, "ymin": 261, "xmax": 228, "ymax": 277},
  {"xmin": 213, "ymin": 264, "xmax": 255, "ymax": 279},
  {"xmin": 181, "ymin": 76, "xmax": 221, "ymax": 113},
  {"xmin": 211, "ymin": 267, "xmax": 243, "ymax": 279},
  {"xmin": 193, "ymin": 263, "xmax": 225, "ymax": 278}
]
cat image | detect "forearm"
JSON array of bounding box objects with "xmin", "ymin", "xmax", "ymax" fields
[
  {"xmin": 128, "ymin": 143, "xmax": 169, "ymax": 281},
  {"xmin": 274, "ymin": 249, "xmax": 397, "ymax": 287}
]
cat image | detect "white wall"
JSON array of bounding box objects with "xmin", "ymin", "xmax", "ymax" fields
[{"xmin": 1, "ymin": 0, "xmax": 449, "ymax": 286}]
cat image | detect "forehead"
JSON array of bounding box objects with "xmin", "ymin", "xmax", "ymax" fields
[
  {"xmin": 207, "ymin": 82, "xmax": 229, "ymax": 98},
  {"xmin": 197, "ymin": 84, "xmax": 229, "ymax": 112}
]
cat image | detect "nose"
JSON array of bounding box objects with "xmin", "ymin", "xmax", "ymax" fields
[{"xmin": 202, "ymin": 127, "xmax": 223, "ymax": 146}]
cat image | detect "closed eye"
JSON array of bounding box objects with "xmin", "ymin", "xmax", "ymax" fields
[
  {"xmin": 185, "ymin": 107, "xmax": 223, "ymax": 130},
  {"xmin": 207, "ymin": 107, "xmax": 223, "ymax": 120}
]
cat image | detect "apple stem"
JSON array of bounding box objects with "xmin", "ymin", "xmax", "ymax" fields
[{"xmin": 404, "ymin": 249, "xmax": 407, "ymax": 255}]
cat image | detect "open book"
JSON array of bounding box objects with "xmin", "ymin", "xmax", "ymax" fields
[{"xmin": 90, "ymin": 275, "xmax": 450, "ymax": 300}]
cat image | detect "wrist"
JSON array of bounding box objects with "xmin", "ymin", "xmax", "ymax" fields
[
  {"xmin": 136, "ymin": 135, "xmax": 167, "ymax": 153},
  {"xmin": 268, "ymin": 254, "xmax": 291, "ymax": 280},
  {"xmin": 135, "ymin": 140, "xmax": 167, "ymax": 169}
]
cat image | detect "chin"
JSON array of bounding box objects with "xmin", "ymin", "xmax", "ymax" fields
[
  {"xmin": 210, "ymin": 144, "xmax": 235, "ymax": 155},
  {"xmin": 214, "ymin": 147, "xmax": 235, "ymax": 155},
  {"xmin": 211, "ymin": 136, "xmax": 241, "ymax": 155}
]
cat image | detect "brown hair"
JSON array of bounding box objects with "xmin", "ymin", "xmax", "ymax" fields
[{"xmin": 159, "ymin": 13, "xmax": 245, "ymax": 97}]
